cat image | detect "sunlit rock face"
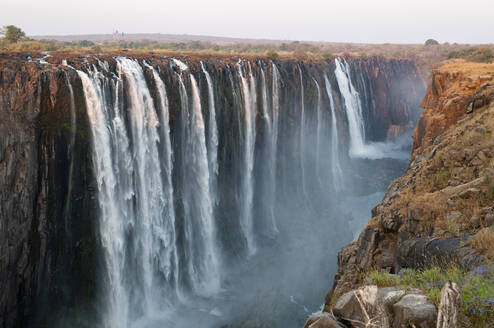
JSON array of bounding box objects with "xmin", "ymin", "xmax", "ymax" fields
[{"xmin": 0, "ymin": 53, "xmax": 424, "ymax": 328}]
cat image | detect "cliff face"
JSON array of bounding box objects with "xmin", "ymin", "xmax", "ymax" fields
[
  {"xmin": 413, "ymin": 61, "xmax": 494, "ymax": 158},
  {"xmin": 329, "ymin": 60, "xmax": 494, "ymax": 305},
  {"xmin": 0, "ymin": 52, "xmax": 424, "ymax": 328},
  {"xmin": 348, "ymin": 57, "xmax": 425, "ymax": 141},
  {"xmin": 0, "ymin": 55, "xmax": 98, "ymax": 328}
]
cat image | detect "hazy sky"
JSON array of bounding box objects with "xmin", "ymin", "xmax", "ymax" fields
[{"xmin": 1, "ymin": 0, "xmax": 493, "ymax": 44}]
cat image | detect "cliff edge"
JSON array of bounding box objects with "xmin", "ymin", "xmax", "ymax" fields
[{"xmin": 322, "ymin": 60, "xmax": 494, "ymax": 327}]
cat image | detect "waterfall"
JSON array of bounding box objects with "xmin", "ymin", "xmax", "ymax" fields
[
  {"xmin": 201, "ymin": 62, "xmax": 219, "ymax": 205},
  {"xmin": 270, "ymin": 63, "xmax": 281, "ymax": 234},
  {"xmin": 260, "ymin": 65, "xmax": 278, "ymax": 235},
  {"xmin": 324, "ymin": 74, "xmax": 344, "ymax": 190},
  {"xmin": 144, "ymin": 62, "xmax": 180, "ymax": 296},
  {"xmin": 298, "ymin": 66, "xmax": 308, "ymax": 199},
  {"xmin": 77, "ymin": 68, "xmax": 130, "ymax": 327},
  {"xmin": 69, "ymin": 56, "xmax": 406, "ymax": 327},
  {"xmin": 63, "ymin": 71, "xmax": 76, "ymax": 234},
  {"xmin": 190, "ymin": 73, "xmax": 221, "ymax": 294},
  {"xmin": 334, "ymin": 58, "xmax": 366, "ymax": 158},
  {"xmin": 313, "ymin": 78, "xmax": 322, "ymax": 182},
  {"xmin": 176, "ymin": 69, "xmax": 221, "ymax": 295},
  {"xmin": 237, "ymin": 61, "xmax": 257, "ymax": 254},
  {"xmin": 115, "ymin": 58, "xmax": 171, "ymax": 317}
]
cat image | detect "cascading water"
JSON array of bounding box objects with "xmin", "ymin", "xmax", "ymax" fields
[
  {"xmin": 67, "ymin": 55, "xmax": 421, "ymax": 328},
  {"xmin": 313, "ymin": 78, "xmax": 322, "ymax": 182},
  {"xmin": 115, "ymin": 58, "xmax": 171, "ymax": 317},
  {"xmin": 187, "ymin": 73, "xmax": 221, "ymax": 294},
  {"xmin": 259, "ymin": 65, "xmax": 278, "ymax": 236},
  {"xmin": 62, "ymin": 71, "xmax": 76, "ymax": 234},
  {"xmin": 324, "ymin": 75, "xmax": 344, "ymax": 190},
  {"xmin": 298, "ymin": 66, "xmax": 308, "ymax": 199},
  {"xmin": 144, "ymin": 61, "xmax": 180, "ymax": 296},
  {"xmin": 237, "ymin": 60, "xmax": 257, "ymax": 255},
  {"xmin": 334, "ymin": 58, "xmax": 367, "ymax": 158},
  {"xmin": 201, "ymin": 62, "xmax": 219, "ymax": 205},
  {"xmin": 77, "ymin": 68, "xmax": 131, "ymax": 327},
  {"xmin": 174, "ymin": 62, "xmax": 221, "ymax": 296}
]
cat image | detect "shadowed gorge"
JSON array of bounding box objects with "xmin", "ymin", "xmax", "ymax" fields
[{"xmin": 0, "ymin": 53, "xmax": 425, "ymax": 328}]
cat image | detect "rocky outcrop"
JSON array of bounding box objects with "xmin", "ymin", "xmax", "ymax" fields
[
  {"xmin": 327, "ymin": 60, "xmax": 494, "ymax": 313},
  {"xmin": 0, "ymin": 55, "xmax": 98, "ymax": 328},
  {"xmin": 412, "ymin": 60, "xmax": 494, "ymax": 159},
  {"xmin": 308, "ymin": 286, "xmax": 437, "ymax": 328}
]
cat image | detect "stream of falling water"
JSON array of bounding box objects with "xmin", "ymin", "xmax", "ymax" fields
[
  {"xmin": 334, "ymin": 58, "xmax": 366, "ymax": 158},
  {"xmin": 237, "ymin": 60, "xmax": 257, "ymax": 255},
  {"xmin": 324, "ymin": 74, "xmax": 344, "ymax": 190},
  {"xmin": 201, "ymin": 62, "xmax": 219, "ymax": 205},
  {"xmin": 69, "ymin": 55, "xmax": 416, "ymax": 328}
]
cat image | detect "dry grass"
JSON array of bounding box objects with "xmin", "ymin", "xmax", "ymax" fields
[
  {"xmin": 439, "ymin": 59, "xmax": 494, "ymax": 76},
  {"xmin": 467, "ymin": 228, "xmax": 494, "ymax": 259}
]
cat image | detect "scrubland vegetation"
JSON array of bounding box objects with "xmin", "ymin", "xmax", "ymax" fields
[{"xmin": 1, "ymin": 25, "xmax": 493, "ymax": 78}]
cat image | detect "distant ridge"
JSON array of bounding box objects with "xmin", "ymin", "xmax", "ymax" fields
[{"xmin": 30, "ymin": 33, "xmax": 327, "ymax": 45}]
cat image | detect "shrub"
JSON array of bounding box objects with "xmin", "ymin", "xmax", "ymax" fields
[
  {"xmin": 367, "ymin": 270, "xmax": 396, "ymax": 287},
  {"xmin": 293, "ymin": 49, "xmax": 307, "ymax": 60},
  {"xmin": 323, "ymin": 53, "xmax": 333, "ymax": 59},
  {"xmin": 425, "ymin": 39, "xmax": 440, "ymax": 46},
  {"xmin": 265, "ymin": 50, "xmax": 279, "ymax": 59},
  {"xmin": 467, "ymin": 228, "xmax": 494, "ymax": 259},
  {"xmin": 461, "ymin": 275, "xmax": 494, "ymax": 325},
  {"xmin": 1, "ymin": 25, "xmax": 25, "ymax": 43}
]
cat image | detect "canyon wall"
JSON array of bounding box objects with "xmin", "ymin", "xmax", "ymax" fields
[
  {"xmin": 328, "ymin": 60, "xmax": 494, "ymax": 307},
  {"xmin": 0, "ymin": 53, "xmax": 424, "ymax": 327}
]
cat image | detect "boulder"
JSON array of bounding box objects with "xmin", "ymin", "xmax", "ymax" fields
[
  {"xmin": 308, "ymin": 313, "xmax": 347, "ymax": 328},
  {"xmin": 333, "ymin": 286, "xmax": 389, "ymax": 328},
  {"xmin": 304, "ymin": 316, "xmax": 320, "ymax": 328},
  {"xmin": 392, "ymin": 294, "xmax": 437, "ymax": 328},
  {"xmin": 378, "ymin": 287, "xmax": 405, "ymax": 312},
  {"xmin": 397, "ymin": 237, "xmax": 485, "ymax": 270}
]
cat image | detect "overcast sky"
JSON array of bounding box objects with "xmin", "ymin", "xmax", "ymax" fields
[{"xmin": 1, "ymin": 0, "xmax": 493, "ymax": 44}]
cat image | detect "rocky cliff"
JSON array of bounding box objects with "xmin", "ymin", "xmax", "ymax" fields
[
  {"xmin": 413, "ymin": 60, "xmax": 494, "ymax": 158},
  {"xmin": 0, "ymin": 52, "xmax": 425, "ymax": 328},
  {"xmin": 0, "ymin": 54, "xmax": 98, "ymax": 328},
  {"xmin": 325, "ymin": 59, "xmax": 494, "ymax": 327}
]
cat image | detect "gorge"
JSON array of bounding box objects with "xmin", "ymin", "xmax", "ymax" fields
[{"xmin": 0, "ymin": 53, "xmax": 425, "ymax": 328}]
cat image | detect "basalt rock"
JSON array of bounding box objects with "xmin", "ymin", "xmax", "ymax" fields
[{"xmin": 327, "ymin": 62, "xmax": 494, "ymax": 309}]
